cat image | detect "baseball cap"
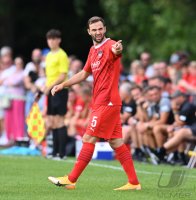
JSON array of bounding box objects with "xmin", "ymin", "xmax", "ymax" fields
[{"xmin": 169, "ymin": 51, "xmax": 189, "ymax": 65}]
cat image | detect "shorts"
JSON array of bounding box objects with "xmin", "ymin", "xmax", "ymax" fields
[
  {"xmin": 86, "ymin": 105, "xmax": 122, "ymax": 140},
  {"xmin": 189, "ymin": 124, "xmax": 196, "ymax": 136},
  {"xmin": 47, "ymin": 88, "xmax": 68, "ymax": 116}
]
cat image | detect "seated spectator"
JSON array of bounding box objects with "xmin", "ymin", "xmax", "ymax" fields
[
  {"xmin": 64, "ymin": 88, "xmax": 78, "ymax": 127},
  {"xmin": 127, "ymin": 60, "xmax": 138, "ymax": 82},
  {"xmin": 168, "ymin": 51, "xmax": 189, "ymax": 85},
  {"xmin": 129, "ymin": 85, "xmax": 146, "ymax": 160},
  {"xmin": 178, "ymin": 61, "xmax": 196, "ymax": 105},
  {"xmin": 127, "ymin": 60, "xmax": 147, "ymax": 85},
  {"xmin": 140, "ymin": 52, "xmax": 153, "ymax": 78},
  {"xmin": 136, "ymin": 86, "xmax": 172, "ymax": 164},
  {"xmin": 156, "ymin": 91, "xmax": 196, "ymax": 165},
  {"xmin": 119, "ymin": 82, "xmax": 136, "ymax": 152},
  {"xmin": 67, "ymin": 85, "xmax": 91, "ymax": 138},
  {"xmin": 148, "ymin": 76, "xmax": 171, "ymax": 98},
  {"xmin": 153, "ymin": 61, "xmax": 168, "ymax": 78}
]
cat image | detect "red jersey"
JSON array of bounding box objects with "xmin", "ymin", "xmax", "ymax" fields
[{"xmin": 83, "ymin": 38, "xmax": 122, "ymax": 106}]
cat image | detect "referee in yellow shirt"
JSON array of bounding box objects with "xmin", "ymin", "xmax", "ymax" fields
[{"xmin": 45, "ymin": 29, "xmax": 69, "ymax": 159}]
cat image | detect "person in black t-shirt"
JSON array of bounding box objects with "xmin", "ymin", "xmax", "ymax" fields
[{"xmin": 156, "ymin": 91, "xmax": 196, "ymax": 164}]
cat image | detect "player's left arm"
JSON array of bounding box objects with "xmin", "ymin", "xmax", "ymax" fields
[{"xmin": 111, "ymin": 40, "xmax": 123, "ymax": 55}]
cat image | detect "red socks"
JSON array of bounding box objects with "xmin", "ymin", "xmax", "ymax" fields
[
  {"xmin": 68, "ymin": 143, "xmax": 139, "ymax": 185},
  {"xmin": 68, "ymin": 142, "xmax": 95, "ymax": 182},
  {"xmin": 115, "ymin": 144, "xmax": 139, "ymax": 185}
]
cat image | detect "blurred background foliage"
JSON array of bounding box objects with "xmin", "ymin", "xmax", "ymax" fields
[
  {"xmin": 0, "ymin": 0, "xmax": 195, "ymax": 67},
  {"xmin": 100, "ymin": 0, "xmax": 196, "ymax": 65}
]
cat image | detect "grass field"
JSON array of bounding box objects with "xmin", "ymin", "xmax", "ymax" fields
[{"xmin": 0, "ymin": 155, "xmax": 196, "ymax": 200}]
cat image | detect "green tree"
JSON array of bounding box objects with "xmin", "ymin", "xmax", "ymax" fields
[{"xmin": 100, "ymin": 0, "xmax": 196, "ymax": 65}]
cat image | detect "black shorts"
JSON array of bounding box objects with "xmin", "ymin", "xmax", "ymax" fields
[
  {"xmin": 189, "ymin": 124, "xmax": 196, "ymax": 136},
  {"xmin": 47, "ymin": 88, "xmax": 68, "ymax": 116}
]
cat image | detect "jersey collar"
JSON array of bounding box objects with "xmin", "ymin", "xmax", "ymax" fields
[{"xmin": 94, "ymin": 38, "xmax": 110, "ymax": 49}]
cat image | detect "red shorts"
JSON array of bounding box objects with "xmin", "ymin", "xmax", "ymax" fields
[{"xmin": 86, "ymin": 105, "xmax": 122, "ymax": 140}]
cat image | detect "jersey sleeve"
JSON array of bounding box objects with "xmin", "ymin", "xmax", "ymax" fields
[
  {"xmin": 59, "ymin": 52, "xmax": 69, "ymax": 73},
  {"xmin": 179, "ymin": 104, "xmax": 192, "ymax": 123},
  {"xmin": 159, "ymin": 98, "xmax": 171, "ymax": 113},
  {"xmin": 83, "ymin": 50, "xmax": 92, "ymax": 73}
]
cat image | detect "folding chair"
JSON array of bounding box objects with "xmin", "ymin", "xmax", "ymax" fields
[{"xmin": 187, "ymin": 146, "xmax": 196, "ymax": 168}]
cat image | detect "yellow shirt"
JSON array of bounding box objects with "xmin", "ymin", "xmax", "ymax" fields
[{"xmin": 45, "ymin": 48, "xmax": 69, "ymax": 87}]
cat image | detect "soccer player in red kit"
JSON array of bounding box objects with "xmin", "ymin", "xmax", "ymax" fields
[{"xmin": 48, "ymin": 16, "xmax": 141, "ymax": 191}]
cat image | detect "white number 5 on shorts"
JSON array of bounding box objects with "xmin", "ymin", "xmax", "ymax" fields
[{"xmin": 91, "ymin": 116, "xmax": 98, "ymax": 128}]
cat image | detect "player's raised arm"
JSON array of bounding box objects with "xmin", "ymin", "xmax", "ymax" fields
[
  {"xmin": 111, "ymin": 40, "xmax": 123, "ymax": 55},
  {"xmin": 51, "ymin": 70, "xmax": 90, "ymax": 96}
]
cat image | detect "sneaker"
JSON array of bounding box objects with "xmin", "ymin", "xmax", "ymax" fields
[
  {"xmin": 45, "ymin": 154, "xmax": 54, "ymax": 159},
  {"xmin": 59, "ymin": 156, "xmax": 67, "ymax": 160},
  {"xmin": 48, "ymin": 176, "xmax": 76, "ymax": 189},
  {"xmin": 52, "ymin": 156, "xmax": 62, "ymax": 161},
  {"xmin": 145, "ymin": 148, "xmax": 159, "ymax": 165},
  {"xmin": 114, "ymin": 183, "xmax": 141, "ymax": 191}
]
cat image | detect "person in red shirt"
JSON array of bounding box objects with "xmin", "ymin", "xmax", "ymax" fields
[
  {"xmin": 68, "ymin": 85, "xmax": 92, "ymax": 138},
  {"xmin": 48, "ymin": 16, "xmax": 140, "ymax": 191},
  {"xmin": 178, "ymin": 61, "xmax": 196, "ymax": 93}
]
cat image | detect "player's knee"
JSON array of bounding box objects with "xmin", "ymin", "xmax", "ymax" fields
[
  {"xmin": 82, "ymin": 134, "xmax": 97, "ymax": 144},
  {"xmin": 109, "ymin": 138, "xmax": 123, "ymax": 149}
]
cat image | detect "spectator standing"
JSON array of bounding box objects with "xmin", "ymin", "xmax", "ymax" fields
[
  {"xmin": 68, "ymin": 59, "xmax": 83, "ymax": 78},
  {"xmin": 23, "ymin": 48, "xmax": 43, "ymax": 117},
  {"xmin": 127, "ymin": 60, "xmax": 146, "ymax": 85},
  {"xmin": 0, "ymin": 46, "xmax": 15, "ymax": 143},
  {"xmin": 140, "ymin": 52, "xmax": 153, "ymax": 78},
  {"xmin": 3, "ymin": 57, "xmax": 25, "ymax": 142},
  {"xmin": 178, "ymin": 61, "xmax": 196, "ymax": 105}
]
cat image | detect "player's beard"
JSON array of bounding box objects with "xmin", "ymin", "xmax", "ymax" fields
[{"xmin": 91, "ymin": 33, "xmax": 105, "ymax": 44}]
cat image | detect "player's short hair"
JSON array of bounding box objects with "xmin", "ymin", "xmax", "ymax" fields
[
  {"xmin": 46, "ymin": 29, "xmax": 61, "ymax": 39},
  {"xmin": 87, "ymin": 16, "xmax": 105, "ymax": 28}
]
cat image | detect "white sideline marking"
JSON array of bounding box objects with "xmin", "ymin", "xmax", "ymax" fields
[{"xmin": 66, "ymin": 159, "xmax": 196, "ymax": 179}]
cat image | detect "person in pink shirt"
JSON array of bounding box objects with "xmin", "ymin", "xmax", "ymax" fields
[{"xmin": 3, "ymin": 56, "xmax": 25, "ymax": 142}]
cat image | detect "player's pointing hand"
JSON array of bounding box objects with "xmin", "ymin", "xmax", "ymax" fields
[
  {"xmin": 51, "ymin": 84, "xmax": 63, "ymax": 96},
  {"xmin": 112, "ymin": 40, "xmax": 123, "ymax": 55}
]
